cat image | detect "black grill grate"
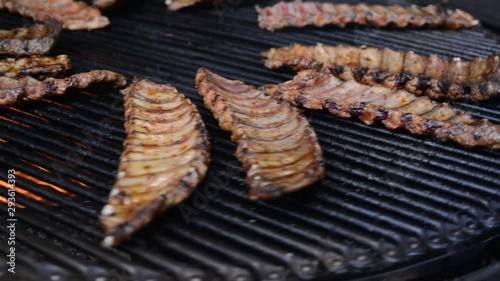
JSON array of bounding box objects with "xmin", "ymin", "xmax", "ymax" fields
[{"xmin": 0, "ymin": 1, "xmax": 499, "ymax": 281}]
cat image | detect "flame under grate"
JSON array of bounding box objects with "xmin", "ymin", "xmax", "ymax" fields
[{"xmin": 0, "ymin": 0, "xmax": 499, "ymax": 281}]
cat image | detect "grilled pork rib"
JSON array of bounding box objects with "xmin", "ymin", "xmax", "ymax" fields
[
  {"xmin": 257, "ymin": 1, "xmax": 479, "ymax": 31},
  {"xmin": 100, "ymin": 79, "xmax": 210, "ymax": 247},
  {"xmin": 264, "ymin": 70, "xmax": 500, "ymax": 149},
  {"xmin": 196, "ymin": 68, "xmax": 324, "ymax": 200},
  {"xmin": 165, "ymin": 0, "xmax": 210, "ymax": 11},
  {"xmin": 0, "ymin": 20, "xmax": 61, "ymax": 56},
  {"xmin": 0, "ymin": 70, "xmax": 126, "ymax": 106},
  {"xmin": 0, "ymin": 55, "xmax": 71, "ymax": 78},
  {"xmin": 1, "ymin": 0, "xmax": 110, "ymax": 30},
  {"xmin": 93, "ymin": 0, "xmax": 118, "ymax": 9},
  {"xmin": 262, "ymin": 44, "xmax": 500, "ymax": 101}
]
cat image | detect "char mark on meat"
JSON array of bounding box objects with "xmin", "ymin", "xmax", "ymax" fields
[
  {"xmin": 262, "ymin": 44, "xmax": 500, "ymax": 101},
  {"xmin": 0, "ymin": 55, "xmax": 71, "ymax": 78},
  {"xmin": 1, "ymin": 0, "xmax": 110, "ymax": 30},
  {"xmin": 93, "ymin": 0, "xmax": 118, "ymax": 10},
  {"xmin": 165, "ymin": 0, "xmax": 211, "ymax": 11},
  {"xmin": 264, "ymin": 70, "xmax": 500, "ymax": 149},
  {"xmin": 0, "ymin": 70, "xmax": 126, "ymax": 106},
  {"xmin": 196, "ymin": 68, "xmax": 324, "ymax": 200},
  {"xmin": 256, "ymin": 1, "xmax": 479, "ymax": 31},
  {"xmin": 0, "ymin": 20, "xmax": 61, "ymax": 56},
  {"xmin": 100, "ymin": 78, "xmax": 210, "ymax": 247}
]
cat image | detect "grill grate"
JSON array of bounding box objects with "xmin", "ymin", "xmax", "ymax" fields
[{"xmin": 0, "ymin": 1, "xmax": 499, "ymax": 281}]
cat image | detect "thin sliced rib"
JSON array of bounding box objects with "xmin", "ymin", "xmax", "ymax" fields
[
  {"xmin": 0, "ymin": 55, "xmax": 71, "ymax": 78},
  {"xmin": 196, "ymin": 68, "xmax": 324, "ymax": 200},
  {"xmin": 264, "ymin": 70, "xmax": 500, "ymax": 149},
  {"xmin": 165, "ymin": 0, "xmax": 210, "ymax": 11},
  {"xmin": 0, "ymin": 70, "xmax": 126, "ymax": 106},
  {"xmin": 1, "ymin": 0, "xmax": 110, "ymax": 30},
  {"xmin": 262, "ymin": 44, "xmax": 500, "ymax": 101},
  {"xmin": 93, "ymin": 0, "xmax": 118, "ymax": 10},
  {"xmin": 100, "ymin": 78, "xmax": 210, "ymax": 247},
  {"xmin": 257, "ymin": 1, "xmax": 479, "ymax": 31},
  {"xmin": 0, "ymin": 20, "xmax": 61, "ymax": 56}
]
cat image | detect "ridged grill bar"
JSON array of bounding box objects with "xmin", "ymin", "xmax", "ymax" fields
[{"xmin": 0, "ymin": 0, "xmax": 499, "ymax": 281}]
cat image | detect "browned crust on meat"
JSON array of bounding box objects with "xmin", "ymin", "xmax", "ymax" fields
[
  {"xmin": 0, "ymin": 70, "xmax": 126, "ymax": 106},
  {"xmin": 196, "ymin": 68, "xmax": 324, "ymax": 200},
  {"xmin": 166, "ymin": 0, "xmax": 211, "ymax": 11},
  {"xmin": 264, "ymin": 70, "xmax": 500, "ymax": 149},
  {"xmin": 262, "ymin": 44, "xmax": 500, "ymax": 101},
  {"xmin": 100, "ymin": 78, "xmax": 210, "ymax": 247},
  {"xmin": 256, "ymin": 1, "xmax": 479, "ymax": 31},
  {"xmin": 0, "ymin": 55, "xmax": 71, "ymax": 78},
  {"xmin": 2, "ymin": 0, "xmax": 110, "ymax": 30},
  {"xmin": 93, "ymin": 0, "xmax": 117, "ymax": 10},
  {"xmin": 0, "ymin": 20, "xmax": 61, "ymax": 56}
]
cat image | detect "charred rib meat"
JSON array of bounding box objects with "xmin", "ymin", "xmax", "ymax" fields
[
  {"xmin": 1, "ymin": 0, "xmax": 110, "ymax": 30},
  {"xmin": 0, "ymin": 20, "xmax": 61, "ymax": 56},
  {"xmin": 0, "ymin": 55, "xmax": 71, "ymax": 78},
  {"xmin": 0, "ymin": 70, "xmax": 126, "ymax": 106},
  {"xmin": 165, "ymin": 0, "xmax": 210, "ymax": 11},
  {"xmin": 257, "ymin": 1, "xmax": 479, "ymax": 31},
  {"xmin": 264, "ymin": 70, "xmax": 500, "ymax": 149},
  {"xmin": 100, "ymin": 78, "xmax": 210, "ymax": 247},
  {"xmin": 196, "ymin": 68, "xmax": 324, "ymax": 200},
  {"xmin": 263, "ymin": 44, "xmax": 500, "ymax": 101},
  {"xmin": 93, "ymin": 0, "xmax": 118, "ymax": 10}
]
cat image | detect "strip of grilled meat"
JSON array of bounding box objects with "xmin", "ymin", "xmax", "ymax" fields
[
  {"xmin": 0, "ymin": 20, "xmax": 61, "ymax": 56},
  {"xmin": 100, "ymin": 78, "xmax": 210, "ymax": 247},
  {"xmin": 1, "ymin": 0, "xmax": 110, "ymax": 30},
  {"xmin": 0, "ymin": 70, "xmax": 126, "ymax": 106},
  {"xmin": 262, "ymin": 44, "xmax": 500, "ymax": 101},
  {"xmin": 257, "ymin": 1, "xmax": 479, "ymax": 31},
  {"xmin": 0, "ymin": 55, "xmax": 71, "ymax": 78},
  {"xmin": 93, "ymin": 0, "xmax": 118, "ymax": 10},
  {"xmin": 165, "ymin": 0, "xmax": 210, "ymax": 11},
  {"xmin": 196, "ymin": 68, "xmax": 324, "ymax": 200},
  {"xmin": 264, "ymin": 70, "xmax": 500, "ymax": 150}
]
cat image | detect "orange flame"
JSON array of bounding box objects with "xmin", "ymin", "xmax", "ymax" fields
[
  {"xmin": 70, "ymin": 179, "xmax": 90, "ymax": 189},
  {"xmin": 0, "ymin": 181, "xmax": 54, "ymax": 205},
  {"xmin": 16, "ymin": 172, "xmax": 77, "ymax": 198},
  {"xmin": 0, "ymin": 196, "xmax": 26, "ymax": 209},
  {"xmin": 7, "ymin": 107, "xmax": 50, "ymax": 123},
  {"xmin": 0, "ymin": 116, "xmax": 30, "ymax": 128},
  {"xmin": 19, "ymin": 159, "xmax": 52, "ymax": 174}
]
